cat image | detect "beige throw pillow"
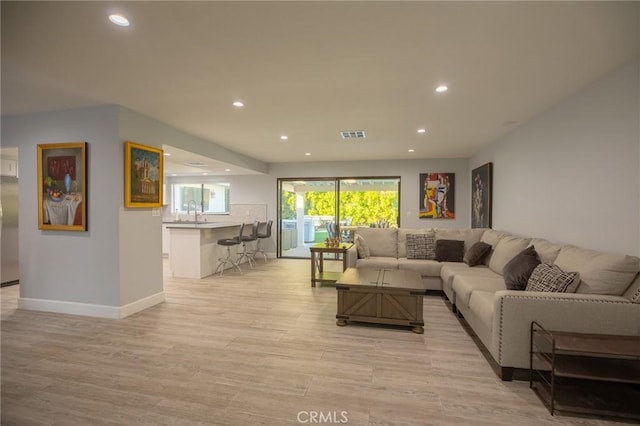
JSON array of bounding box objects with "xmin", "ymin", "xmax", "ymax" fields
[
  {"xmin": 355, "ymin": 234, "xmax": 370, "ymax": 259},
  {"xmin": 489, "ymin": 235, "xmax": 531, "ymax": 275}
]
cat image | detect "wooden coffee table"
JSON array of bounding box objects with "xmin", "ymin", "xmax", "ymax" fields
[{"xmin": 335, "ymin": 268, "xmax": 427, "ymax": 333}]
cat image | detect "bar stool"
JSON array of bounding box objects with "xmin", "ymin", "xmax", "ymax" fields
[
  {"xmin": 213, "ymin": 223, "xmax": 244, "ymax": 276},
  {"xmin": 237, "ymin": 221, "xmax": 259, "ymax": 268},
  {"xmin": 252, "ymin": 220, "xmax": 273, "ymax": 262}
]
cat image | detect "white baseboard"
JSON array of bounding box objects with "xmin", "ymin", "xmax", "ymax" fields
[
  {"xmin": 119, "ymin": 292, "xmax": 165, "ymax": 318},
  {"xmin": 18, "ymin": 292, "xmax": 165, "ymax": 319}
]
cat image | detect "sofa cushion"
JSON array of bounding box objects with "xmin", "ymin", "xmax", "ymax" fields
[
  {"xmin": 480, "ymin": 229, "xmax": 506, "ymax": 247},
  {"xmin": 554, "ymin": 245, "xmax": 640, "ymax": 296},
  {"xmin": 435, "ymin": 239, "xmax": 465, "ymax": 262},
  {"xmin": 452, "ymin": 274, "xmax": 506, "ymax": 307},
  {"xmin": 355, "ymin": 257, "xmax": 399, "ymax": 270},
  {"xmin": 503, "ymin": 246, "xmax": 541, "ymax": 290},
  {"xmin": 397, "ymin": 228, "xmax": 430, "ymax": 258},
  {"xmin": 529, "ymin": 238, "xmax": 563, "ymax": 264},
  {"xmin": 489, "ymin": 235, "xmax": 531, "ymax": 275},
  {"xmin": 525, "ymin": 263, "xmax": 579, "ymax": 293},
  {"xmin": 355, "ymin": 234, "xmax": 370, "ymax": 259},
  {"xmin": 440, "ymin": 262, "xmax": 473, "ymax": 287},
  {"xmin": 441, "ymin": 263, "xmax": 500, "ymax": 305},
  {"xmin": 405, "ymin": 232, "xmax": 436, "ymax": 260},
  {"xmin": 622, "ymin": 273, "xmax": 640, "ymax": 303},
  {"xmin": 480, "ymin": 229, "xmax": 508, "ymax": 266},
  {"xmin": 468, "ymin": 290, "xmax": 496, "ymax": 332},
  {"xmin": 435, "ymin": 228, "xmax": 485, "ymax": 254},
  {"xmin": 463, "ymin": 241, "xmax": 492, "ymax": 266},
  {"xmin": 398, "ymin": 258, "xmax": 442, "ymax": 277},
  {"xmin": 441, "ymin": 263, "xmax": 497, "ymax": 287},
  {"xmin": 356, "ymin": 227, "xmax": 398, "ymax": 258}
]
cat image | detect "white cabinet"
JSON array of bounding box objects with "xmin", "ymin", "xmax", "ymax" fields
[
  {"xmin": 0, "ymin": 159, "xmax": 17, "ymax": 177},
  {"xmin": 162, "ymin": 225, "xmax": 171, "ymax": 256}
]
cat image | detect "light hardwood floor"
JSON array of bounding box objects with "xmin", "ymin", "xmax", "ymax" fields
[{"xmin": 1, "ymin": 259, "xmax": 633, "ymax": 425}]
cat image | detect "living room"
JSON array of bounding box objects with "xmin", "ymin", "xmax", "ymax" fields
[{"xmin": 1, "ymin": 2, "xmax": 638, "ymax": 424}]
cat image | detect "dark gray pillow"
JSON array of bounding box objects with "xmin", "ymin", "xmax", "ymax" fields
[
  {"xmin": 503, "ymin": 246, "xmax": 541, "ymax": 290},
  {"xmin": 435, "ymin": 239, "xmax": 465, "ymax": 262},
  {"xmin": 463, "ymin": 241, "xmax": 492, "ymax": 267}
]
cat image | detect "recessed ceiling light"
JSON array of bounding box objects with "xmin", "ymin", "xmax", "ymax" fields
[
  {"xmin": 417, "ymin": 128, "xmax": 426, "ymax": 134},
  {"xmin": 224, "ymin": 168, "xmax": 231, "ymax": 172},
  {"xmin": 435, "ymin": 85, "xmax": 448, "ymax": 93},
  {"xmin": 171, "ymin": 173, "xmax": 177, "ymax": 177},
  {"xmin": 280, "ymin": 135, "xmax": 288, "ymax": 140},
  {"xmin": 163, "ymin": 152, "xmax": 171, "ymax": 156},
  {"xmin": 408, "ymin": 149, "xmax": 415, "ymax": 153},
  {"xmin": 232, "ymin": 101, "xmax": 244, "ymax": 108},
  {"xmin": 202, "ymin": 173, "xmax": 208, "ymax": 176},
  {"xmin": 108, "ymin": 14, "xmax": 130, "ymax": 27},
  {"xmin": 305, "ymin": 153, "xmax": 311, "ymax": 156}
]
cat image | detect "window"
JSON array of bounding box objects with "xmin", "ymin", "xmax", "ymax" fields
[{"xmin": 172, "ymin": 183, "xmax": 230, "ymax": 214}]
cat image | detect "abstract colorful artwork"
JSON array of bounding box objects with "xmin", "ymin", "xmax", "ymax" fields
[{"xmin": 419, "ymin": 173, "xmax": 455, "ymax": 219}]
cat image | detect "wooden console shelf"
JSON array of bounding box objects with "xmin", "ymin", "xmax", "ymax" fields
[{"xmin": 529, "ymin": 322, "xmax": 640, "ymax": 420}]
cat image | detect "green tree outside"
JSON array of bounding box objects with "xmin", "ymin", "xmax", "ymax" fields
[
  {"xmin": 281, "ymin": 191, "xmax": 297, "ymax": 219},
  {"xmin": 281, "ymin": 190, "xmax": 398, "ymax": 226}
]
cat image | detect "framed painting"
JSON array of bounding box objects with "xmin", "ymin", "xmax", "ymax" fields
[
  {"xmin": 471, "ymin": 162, "xmax": 492, "ymax": 228},
  {"xmin": 37, "ymin": 142, "xmax": 87, "ymax": 231},
  {"xmin": 124, "ymin": 141, "xmax": 163, "ymax": 208},
  {"xmin": 419, "ymin": 173, "xmax": 455, "ymax": 219}
]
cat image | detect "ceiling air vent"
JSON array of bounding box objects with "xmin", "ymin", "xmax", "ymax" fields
[
  {"xmin": 186, "ymin": 161, "xmax": 207, "ymax": 167},
  {"xmin": 340, "ymin": 130, "xmax": 366, "ymax": 139}
]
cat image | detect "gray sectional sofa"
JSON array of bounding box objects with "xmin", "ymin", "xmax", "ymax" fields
[{"xmin": 345, "ymin": 226, "xmax": 640, "ymax": 380}]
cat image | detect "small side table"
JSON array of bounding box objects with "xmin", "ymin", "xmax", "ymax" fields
[
  {"xmin": 310, "ymin": 243, "xmax": 353, "ymax": 287},
  {"xmin": 530, "ymin": 321, "xmax": 640, "ymax": 420}
]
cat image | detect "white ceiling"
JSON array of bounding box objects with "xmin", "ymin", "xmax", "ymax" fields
[
  {"xmin": 161, "ymin": 144, "xmax": 261, "ymax": 175},
  {"xmin": 2, "ymin": 2, "xmax": 638, "ymax": 172}
]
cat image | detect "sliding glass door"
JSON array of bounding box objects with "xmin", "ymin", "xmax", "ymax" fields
[
  {"xmin": 338, "ymin": 178, "xmax": 400, "ymax": 242},
  {"xmin": 278, "ymin": 179, "xmax": 337, "ymax": 258},
  {"xmin": 278, "ymin": 177, "xmax": 400, "ymax": 258}
]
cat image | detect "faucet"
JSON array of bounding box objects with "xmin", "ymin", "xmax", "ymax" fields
[{"xmin": 187, "ymin": 200, "xmax": 198, "ymax": 223}]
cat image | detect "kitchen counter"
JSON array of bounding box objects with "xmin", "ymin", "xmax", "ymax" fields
[
  {"xmin": 164, "ymin": 222, "xmax": 237, "ymax": 229},
  {"xmin": 167, "ymin": 222, "xmax": 247, "ymax": 278}
]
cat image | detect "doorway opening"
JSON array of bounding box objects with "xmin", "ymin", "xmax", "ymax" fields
[{"xmin": 1, "ymin": 147, "xmax": 20, "ymax": 286}]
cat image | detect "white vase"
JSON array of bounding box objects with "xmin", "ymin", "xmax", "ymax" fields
[{"xmin": 64, "ymin": 173, "xmax": 72, "ymax": 193}]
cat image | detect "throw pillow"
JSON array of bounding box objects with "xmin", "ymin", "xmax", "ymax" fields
[
  {"xmin": 355, "ymin": 234, "xmax": 370, "ymax": 259},
  {"xmin": 435, "ymin": 239, "xmax": 465, "ymax": 262},
  {"xmin": 463, "ymin": 241, "xmax": 492, "ymax": 267},
  {"xmin": 406, "ymin": 233, "xmax": 428, "ymax": 259},
  {"xmin": 525, "ymin": 263, "xmax": 580, "ymax": 293},
  {"xmin": 503, "ymin": 246, "xmax": 541, "ymax": 290}
]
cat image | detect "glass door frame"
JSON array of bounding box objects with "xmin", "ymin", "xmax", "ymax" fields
[
  {"xmin": 277, "ymin": 176, "xmax": 401, "ymax": 259},
  {"xmin": 277, "ymin": 178, "xmax": 338, "ymax": 259}
]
